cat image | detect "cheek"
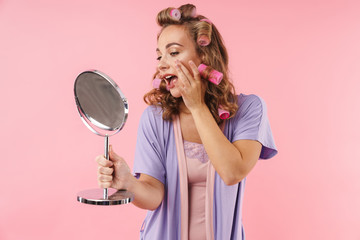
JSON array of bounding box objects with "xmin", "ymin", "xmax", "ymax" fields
[
  {"xmin": 177, "ymin": 52, "xmax": 202, "ymax": 69},
  {"xmin": 193, "ymin": 58, "xmax": 202, "ymax": 66},
  {"xmin": 186, "ymin": 54, "xmax": 202, "ymax": 67},
  {"xmin": 179, "ymin": 51, "xmax": 199, "ymax": 63}
]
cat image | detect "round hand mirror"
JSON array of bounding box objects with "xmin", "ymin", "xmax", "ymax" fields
[{"xmin": 74, "ymin": 70, "xmax": 133, "ymax": 205}]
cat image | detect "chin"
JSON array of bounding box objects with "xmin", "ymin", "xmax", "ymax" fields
[{"xmin": 169, "ymin": 89, "xmax": 182, "ymax": 98}]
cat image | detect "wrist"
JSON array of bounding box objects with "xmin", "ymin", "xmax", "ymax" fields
[{"xmin": 191, "ymin": 104, "xmax": 210, "ymax": 118}]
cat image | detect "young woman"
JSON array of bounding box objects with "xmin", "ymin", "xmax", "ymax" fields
[{"xmin": 96, "ymin": 4, "xmax": 277, "ymax": 240}]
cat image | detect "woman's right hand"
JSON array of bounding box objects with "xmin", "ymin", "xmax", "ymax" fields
[
  {"xmin": 95, "ymin": 145, "xmax": 134, "ymax": 190},
  {"xmin": 96, "ymin": 145, "xmax": 165, "ymax": 211}
]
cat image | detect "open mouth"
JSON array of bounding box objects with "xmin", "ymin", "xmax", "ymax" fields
[
  {"xmin": 163, "ymin": 75, "xmax": 178, "ymax": 89},
  {"xmin": 164, "ymin": 75, "xmax": 177, "ymax": 82}
]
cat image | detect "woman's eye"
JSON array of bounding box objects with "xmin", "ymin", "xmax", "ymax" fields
[{"xmin": 156, "ymin": 52, "xmax": 178, "ymax": 61}]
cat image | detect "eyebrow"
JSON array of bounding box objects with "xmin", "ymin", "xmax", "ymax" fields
[{"xmin": 156, "ymin": 42, "xmax": 184, "ymax": 52}]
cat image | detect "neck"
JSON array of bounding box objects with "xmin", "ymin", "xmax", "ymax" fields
[{"xmin": 179, "ymin": 102, "xmax": 191, "ymax": 115}]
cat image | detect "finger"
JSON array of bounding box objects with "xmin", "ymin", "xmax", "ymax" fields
[
  {"xmin": 95, "ymin": 155, "xmax": 113, "ymax": 167},
  {"xmin": 177, "ymin": 60, "xmax": 195, "ymax": 85},
  {"xmin": 98, "ymin": 174, "xmax": 113, "ymax": 182},
  {"xmin": 188, "ymin": 60, "xmax": 201, "ymax": 83},
  {"xmin": 175, "ymin": 60, "xmax": 191, "ymax": 87},
  {"xmin": 109, "ymin": 145, "xmax": 123, "ymax": 162},
  {"xmin": 98, "ymin": 166, "xmax": 114, "ymax": 175}
]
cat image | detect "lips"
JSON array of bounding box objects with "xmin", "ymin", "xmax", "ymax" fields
[{"xmin": 162, "ymin": 74, "xmax": 178, "ymax": 90}]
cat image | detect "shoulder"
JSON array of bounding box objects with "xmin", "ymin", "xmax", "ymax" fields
[
  {"xmin": 141, "ymin": 105, "xmax": 163, "ymax": 120},
  {"xmin": 237, "ymin": 93, "xmax": 264, "ymax": 107},
  {"xmin": 235, "ymin": 93, "xmax": 267, "ymax": 117},
  {"xmin": 139, "ymin": 105, "xmax": 166, "ymax": 123},
  {"xmin": 137, "ymin": 106, "xmax": 173, "ymax": 150},
  {"xmin": 139, "ymin": 105, "xmax": 171, "ymax": 130}
]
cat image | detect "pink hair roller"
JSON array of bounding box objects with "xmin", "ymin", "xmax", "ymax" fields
[
  {"xmin": 170, "ymin": 9, "xmax": 181, "ymax": 20},
  {"xmin": 200, "ymin": 18, "xmax": 212, "ymax": 24},
  {"xmin": 153, "ymin": 78, "xmax": 171, "ymax": 91},
  {"xmin": 152, "ymin": 78, "xmax": 161, "ymax": 89},
  {"xmin": 190, "ymin": 7, "xmax": 197, "ymax": 17},
  {"xmin": 198, "ymin": 64, "xmax": 223, "ymax": 85},
  {"xmin": 218, "ymin": 106, "xmax": 230, "ymax": 119},
  {"xmin": 197, "ymin": 35, "xmax": 210, "ymax": 46}
]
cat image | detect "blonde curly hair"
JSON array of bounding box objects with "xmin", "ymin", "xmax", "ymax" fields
[{"xmin": 144, "ymin": 4, "xmax": 238, "ymax": 125}]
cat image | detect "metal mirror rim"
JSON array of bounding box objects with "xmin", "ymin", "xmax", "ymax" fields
[{"xmin": 74, "ymin": 69, "xmax": 129, "ymax": 137}]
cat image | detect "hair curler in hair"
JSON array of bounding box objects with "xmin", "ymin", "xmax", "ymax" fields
[
  {"xmin": 153, "ymin": 78, "xmax": 171, "ymax": 91},
  {"xmin": 200, "ymin": 18, "xmax": 212, "ymax": 24},
  {"xmin": 198, "ymin": 64, "xmax": 223, "ymax": 85},
  {"xmin": 190, "ymin": 7, "xmax": 197, "ymax": 17},
  {"xmin": 197, "ymin": 35, "xmax": 210, "ymax": 46},
  {"xmin": 170, "ymin": 8, "xmax": 181, "ymax": 20},
  {"xmin": 218, "ymin": 105, "xmax": 230, "ymax": 119},
  {"xmin": 152, "ymin": 78, "xmax": 162, "ymax": 89}
]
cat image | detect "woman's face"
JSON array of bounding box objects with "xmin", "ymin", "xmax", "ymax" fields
[{"xmin": 156, "ymin": 25, "xmax": 202, "ymax": 98}]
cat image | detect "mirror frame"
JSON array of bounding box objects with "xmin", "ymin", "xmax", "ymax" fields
[{"xmin": 74, "ymin": 70, "xmax": 129, "ymax": 137}]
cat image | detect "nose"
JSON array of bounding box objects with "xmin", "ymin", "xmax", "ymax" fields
[{"xmin": 157, "ymin": 56, "xmax": 170, "ymax": 72}]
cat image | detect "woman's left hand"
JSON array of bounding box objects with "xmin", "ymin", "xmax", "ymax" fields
[{"xmin": 174, "ymin": 59, "xmax": 205, "ymax": 112}]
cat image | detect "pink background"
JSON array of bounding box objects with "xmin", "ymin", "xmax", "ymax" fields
[{"xmin": 1, "ymin": 0, "xmax": 359, "ymax": 239}]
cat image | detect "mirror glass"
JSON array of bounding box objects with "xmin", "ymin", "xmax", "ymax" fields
[{"xmin": 74, "ymin": 70, "xmax": 128, "ymax": 135}]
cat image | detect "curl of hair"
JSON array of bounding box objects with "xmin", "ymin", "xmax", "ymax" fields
[{"xmin": 144, "ymin": 4, "xmax": 238, "ymax": 125}]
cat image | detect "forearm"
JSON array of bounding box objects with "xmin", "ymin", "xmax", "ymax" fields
[
  {"xmin": 126, "ymin": 174, "xmax": 164, "ymax": 211},
  {"xmin": 191, "ymin": 105, "xmax": 248, "ymax": 185}
]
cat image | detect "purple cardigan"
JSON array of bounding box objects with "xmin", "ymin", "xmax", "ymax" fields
[{"xmin": 133, "ymin": 94, "xmax": 278, "ymax": 239}]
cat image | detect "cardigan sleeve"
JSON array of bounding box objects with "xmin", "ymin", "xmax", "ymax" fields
[
  {"xmin": 133, "ymin": 107, "xmax": 166, "ymax": 184},
  {"xmin": 231, "ymin": 94, "xmax": 278, "ymax": 159}
]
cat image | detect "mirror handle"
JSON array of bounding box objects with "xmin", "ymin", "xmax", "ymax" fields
[{"xmin": 103, "ymin": 135, "xmax": 109, "ymax": 199}]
